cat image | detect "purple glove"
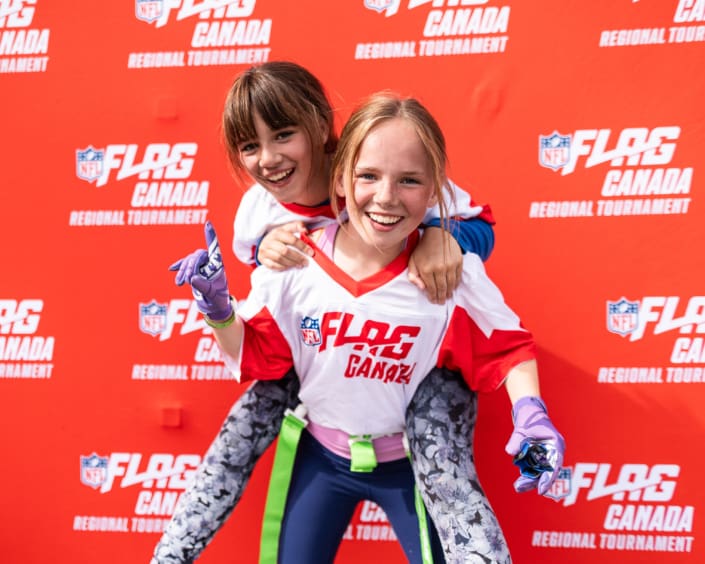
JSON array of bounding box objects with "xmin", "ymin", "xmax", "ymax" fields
[
  {"xmin": 169, "ymin": 221, "xmax": 233, "ymax": 321},
  {"xmin": 505, "ymin": 396, "xmax": 565, "ymax": 496}
]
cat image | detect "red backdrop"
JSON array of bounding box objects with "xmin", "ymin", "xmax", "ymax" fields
[{"xmin": 1, "ymin": 1, "xmax": 704, "ymax": 562}]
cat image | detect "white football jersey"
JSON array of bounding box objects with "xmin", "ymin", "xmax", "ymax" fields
[{"xmin": 228, "ymin": 227, "xmax": 536, "ymax": 437}]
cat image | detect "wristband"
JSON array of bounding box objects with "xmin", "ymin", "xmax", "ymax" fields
[
  {"xmin": 204, "ymin": 298, "xmax": 236, "ymax": 328},
  {"xmin": 512, "ymin": 396, "xmax": 547, "ymax": 420}
]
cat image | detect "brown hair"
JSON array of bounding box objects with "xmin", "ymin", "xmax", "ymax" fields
[
  {"xmin": 331, "ymin": 91, "xmax": 451, "ymax": 226},
  {"xmin": 222, "ymin": 61, "xmax": 337, "ymax": 184}
]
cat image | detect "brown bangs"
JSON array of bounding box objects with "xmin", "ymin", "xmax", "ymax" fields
[{"xmin": 228, "ymin": 79, "xmax": 301, "ymax": 146}]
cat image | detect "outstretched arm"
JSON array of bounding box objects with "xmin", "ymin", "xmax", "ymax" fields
[
  {"xmin": 503, "ymin": 360, "xmax": 566, "ymax": 496},
  {"xmin": 169, "ymin": 221, "xmax": 244, "ymax": 358}
]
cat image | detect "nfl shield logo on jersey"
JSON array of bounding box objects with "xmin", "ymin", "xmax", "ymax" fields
[
  {"xmin": 76, "ymin": 146, "xmax": 104, "ymax": 183},
  {"xmin": 544, "ymin": 467, "xmax": 572, "ymax": 502},
  {"xmin": 140, "ymin": 300, "xmax": 168, "ymax": 336},
  {"xmin": 607, "ymin": 297, "xmax": 639, "ymax": 337},
  {"xmin": 135, "ymin": 0, "xmax": 163, "ymax": 23},
  {"xmin": 80, "ymin": 453, "xmax": 109, "ymax": 489},
  {"xmin": 300, "ymin": 316, "xmax": 321, "ymax": 346},
  {"xmin": 539, "ymin": 131, "xmax": 571, "ymax": 171}
]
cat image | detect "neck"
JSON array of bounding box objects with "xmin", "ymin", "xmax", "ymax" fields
[
  {"xmin": 333, "ymin": 222, "xmax": 406, "ymax": 281},
  {"xmin": 295, "ymin": 157, "xmax": 331, "ymax": 206}
]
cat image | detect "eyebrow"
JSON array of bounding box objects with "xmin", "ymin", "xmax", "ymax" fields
[{"xmin": 354, "ymin": 165, "xmax": 424, "ymax": 176}]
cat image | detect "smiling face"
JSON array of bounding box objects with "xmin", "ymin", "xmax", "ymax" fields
[
  {"xmin": 222, "ymin": 61, "xmax": 337, "ymax": 205},
  {"xmin": 337, "ymin": 117, "xmax": 438, "ymax": 255},
  {"xmin": 237, "ymin": 111, "xmax": 329, "ymax": 206}
]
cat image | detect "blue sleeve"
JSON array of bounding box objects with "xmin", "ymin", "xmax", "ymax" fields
[{"xmin": 423, "ymin": 217, "xmax": 495, "ymax": 262}]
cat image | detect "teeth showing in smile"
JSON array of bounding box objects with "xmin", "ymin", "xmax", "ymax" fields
[
  {"xmin": 267, "ymin": 169, "xmax": 293, "ymax": 182},
  {"xmin": 368, "ymin": 212, "xmax": 402, "ymax": 225}
]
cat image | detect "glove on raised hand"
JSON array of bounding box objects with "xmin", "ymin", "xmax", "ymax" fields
[
  {"xmin": 169, "ymin": 221, "xmax": 233, "ymax": 321},
  {"xmin": 505, "ymin": 396, "xmax": 565, "ymax": 495}
]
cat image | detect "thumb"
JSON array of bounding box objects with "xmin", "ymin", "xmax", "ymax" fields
[
  {"xmin": 513, "ymin": 475, "xmax": 538, "ymax": 493},
  {"xmin": 287, "ymin": 221, "xmax": 308, "ymax": 235},
  {"xmin": 505, "ymin": 431, "xmax": 524, "ymax": 456},
  {"xmin": 190, "ymin": 275, "xmax": 211, "ymax": 295},
  {"xmin": 537, "ymin": 471, "xmax": 556, "ymax": 496}
]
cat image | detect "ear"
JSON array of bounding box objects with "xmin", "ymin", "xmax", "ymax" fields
[
  {"xmin": 334, "ymin": 175, "xmax": 346, "ymax": 198},
  {"xmin": 427, "ymin": 189, "xmax": 438, "ymax": 208},
  {"xmin": 318, "ymin": 117, "xmax": 330, "ymax": 146}
]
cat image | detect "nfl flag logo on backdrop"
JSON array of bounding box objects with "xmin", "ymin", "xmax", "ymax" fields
[
  {"xmin": 607, "ymin": 297, "xmax": 639, "ymax": 337},
  {"xmin": 135, "ymin": 0, "xmax": 163, "ymax": 23},
  {"xmin": 140, "ymin": 300, "xmax": 168, "ymax": 336},
  {"xmin": 76, "ymin": 146, "xmax": 104, "ymax": 183},
  {"xmin": 539, "ymin": 132, "xmax": 571, "ymax": 171},
  {"xmin": 544, "ymin": 467, "xmax": 572, "ymax": 502},
  {"xmin": 80, "ymin": 453, "xmax": 109, "ymax": 489},
  {"xmin": 364, "ymin": 0, "xmax": 397, "ymax": 15}
]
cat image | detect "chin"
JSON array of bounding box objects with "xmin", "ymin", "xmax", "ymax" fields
[{"xmin": 268, "ymin": 184, "xmax": 297, "ymax": 202}]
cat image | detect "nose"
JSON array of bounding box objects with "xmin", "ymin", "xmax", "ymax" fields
[
  {"xmin": 259, "ymin": 143, "xmax": 280, "ymax": 168},
  {"xmin": 374, "ymin": 177, "xmax": 397, "ymax": 206}
]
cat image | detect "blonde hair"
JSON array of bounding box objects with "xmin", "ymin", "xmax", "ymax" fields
[
  {"xmin": 222, "ymin": 61, "xmax": 337, "ymax": 184},
  {"xmin": 331, "ymin": 92, "xmax": 450, "ymax": 228}
]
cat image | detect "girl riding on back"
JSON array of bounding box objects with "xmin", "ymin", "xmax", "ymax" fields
[
  {"xmin": 153, "ymin": 61, "xmax": 505, "ymax": 564},
  {"xmin": 161, "ymin": 90, "xmax": 565, "ymax": 564}
]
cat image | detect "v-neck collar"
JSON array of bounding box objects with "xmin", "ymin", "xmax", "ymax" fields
[
  {"xmin": 301, "ymin": 229, "xmax": 420, "ymax": 297},
  {"xmin": 279, "ymin": 197, "xmax": 344, "ymax": 219}
]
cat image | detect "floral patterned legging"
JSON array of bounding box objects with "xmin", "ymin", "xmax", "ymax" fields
[{"xmin": 150, "ymin": 368, "xmax": 511, "ymax": 564}]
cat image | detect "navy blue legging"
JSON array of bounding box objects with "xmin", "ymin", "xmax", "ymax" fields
[{"xmin": 278, "ymin": 430, "xmax": 445, "ymax": 564}]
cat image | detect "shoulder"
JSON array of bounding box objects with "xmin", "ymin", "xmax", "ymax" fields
[
  {"xmin": 248, "ymin": 265, "xmax": 290, "ymax": 305},
  {"xmin": 237, "ymin": 183, "xmax": 277, "ymax": 210},
  {"xmin": 250, "ymin": 258, "xmax": 315, "ymax": 289},
  {"xmin": 234, "ymin": 184, "xmax": 285, "ymax": 237}
]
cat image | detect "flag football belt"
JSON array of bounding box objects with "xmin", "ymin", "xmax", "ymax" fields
[{"xmin": 258, "ymin": 405, "xmax": 434, "ymax": 564}]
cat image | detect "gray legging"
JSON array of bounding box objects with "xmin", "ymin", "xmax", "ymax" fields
[{"xmin": 150, "ymin": 368, "xmax": 511, "ymax": 564}]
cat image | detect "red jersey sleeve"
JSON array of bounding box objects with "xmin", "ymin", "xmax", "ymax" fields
[
  {"xmin": 239, "ymin": 306, "xmax": 294, "ymax": 382},
  {"xmin": 437, "ymin": 306, "xmax": 537, "ymax": 393}
]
